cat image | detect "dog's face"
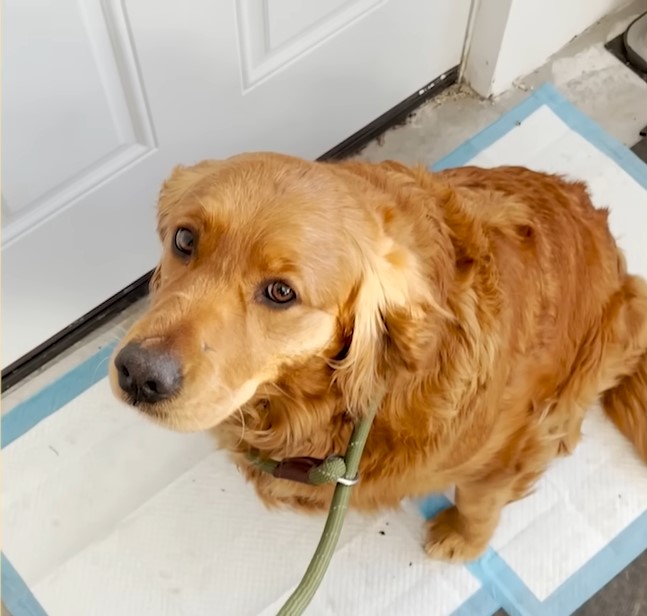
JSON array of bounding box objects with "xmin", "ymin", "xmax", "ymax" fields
[
  {"xmin": 111, "ymin": 153, "xmax": 436, "ymax": 432},
  {"xmin": 110, "ymin": 154, "xmax": 372, "ymax": 430}
]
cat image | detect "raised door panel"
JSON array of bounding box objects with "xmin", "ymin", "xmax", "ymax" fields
[
  {"xmin": 238, "ymin": 0, "xmax": 383, "ymax": 90},
  {"xmin": 2, "ymin": 0, "xmax": 155, "ymax": 243}
]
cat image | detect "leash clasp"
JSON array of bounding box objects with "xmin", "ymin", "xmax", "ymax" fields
[{"xmin": 336, "ymin": 474, "xmax": 359, "ymax": 486}]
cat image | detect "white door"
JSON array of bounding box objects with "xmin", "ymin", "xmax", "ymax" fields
[{"xmin": 2, "ymin": 0, "xmax": 470, "ymax": 369}]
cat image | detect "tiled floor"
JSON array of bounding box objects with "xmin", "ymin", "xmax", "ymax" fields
[{"xmin": 3, "ymin": 2, "xmax": 647, "ymax": 615}]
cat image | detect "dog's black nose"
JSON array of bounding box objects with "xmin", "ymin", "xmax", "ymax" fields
[{"xmin": 114, "ymin": 342, "xmax": 182, "ymax": 404}]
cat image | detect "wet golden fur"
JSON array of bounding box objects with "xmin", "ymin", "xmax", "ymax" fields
[{"xmin": 111, "ymin": 153, "xmax": 647, "ymax": 561}]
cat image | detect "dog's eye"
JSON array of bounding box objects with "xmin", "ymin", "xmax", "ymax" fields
[
  {"xmin": 174, "ymin": 227, "xmax": 195, "ymax": 257},
  {"xmin": 264, "ymin": 281, "xmax": 297, "ymax": 306}
]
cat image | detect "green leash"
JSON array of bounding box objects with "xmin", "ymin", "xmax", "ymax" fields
[{"xmin": 248, "ymin": 393, "xmax": 383, "ymax": 616}]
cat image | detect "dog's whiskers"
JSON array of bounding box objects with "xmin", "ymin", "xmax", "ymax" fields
[
  {"xmin": 235, "ymin": 407, "xmax": 247, "ymax": 446},
  {"xmin": 91, "ymin": 355, "xmax": 112, "ymax": 381}
]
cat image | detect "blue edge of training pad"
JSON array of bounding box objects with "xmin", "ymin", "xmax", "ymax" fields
[{"xmin": 2, "ymin": 83, "xmax": 647, "ymax": 616}]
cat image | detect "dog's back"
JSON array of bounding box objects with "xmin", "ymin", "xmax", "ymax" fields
[{"xmin": 437, "ymin": 165, "xmax": 647, "ymax": 461}]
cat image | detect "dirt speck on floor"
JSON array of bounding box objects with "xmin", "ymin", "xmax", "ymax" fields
[{"xmin": 426, "ymin": 82, "xmax": 477, "ymax": 108}]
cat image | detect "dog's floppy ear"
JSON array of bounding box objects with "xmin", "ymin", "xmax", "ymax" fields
[
  {"xmin": 334, "ymin": 236, "xmax": 451, "ymax": 415},
  {"xmin": 334, "ymin": 265, "xmax": 392, "ymax": 415}
]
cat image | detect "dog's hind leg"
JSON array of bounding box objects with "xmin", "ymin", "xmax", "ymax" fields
[{"xmin": 600, "ymin": 274, "xmax": 647, "ymax": 462}]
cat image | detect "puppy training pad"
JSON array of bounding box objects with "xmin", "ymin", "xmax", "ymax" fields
[
  {"xmin": 3, "ymin": 84, "xmax": 647, "ymax": 616},
  {"xmin": 2, "ymin": 369, "xmax": 492, "ymax": 616}
]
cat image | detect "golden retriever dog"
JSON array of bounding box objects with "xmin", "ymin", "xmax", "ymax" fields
[{"xmin": 110, "ymin": 153, "xmax": 647, "ymax": 562}]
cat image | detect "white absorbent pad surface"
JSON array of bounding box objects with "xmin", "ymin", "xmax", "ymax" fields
[{"xmin": 3, "ymin": 84, "xmax": 647, "ymax": 616}]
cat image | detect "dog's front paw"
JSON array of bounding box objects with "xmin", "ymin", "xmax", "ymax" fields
[{"xmin": 424, "ymin": 506, "xmax": 489, "ymax": 563}]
